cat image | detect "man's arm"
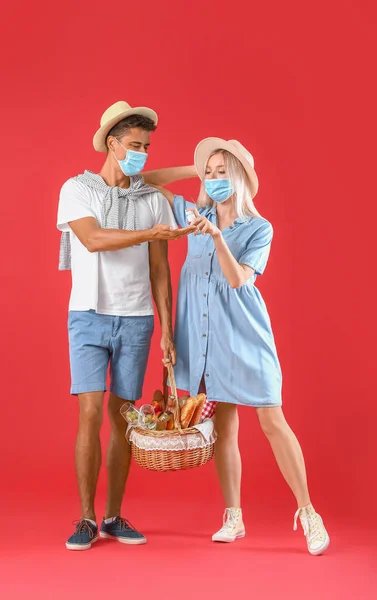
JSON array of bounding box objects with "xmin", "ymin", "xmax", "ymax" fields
[
  {"xmin": 143, "ymin": 165, "xmax": 197, "ymax": 187},
  {"xmin": 68, "ymin": 216, "xmax": 195, "ymax": 252},
  {"xmin": 149, "ymin": 239, "xmax": 176, "ymax": 365}
]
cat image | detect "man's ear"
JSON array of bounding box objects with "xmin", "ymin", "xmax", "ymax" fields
[{"xmin": 107, "ymin": 136, "xmax": 116, "ymax": 152}]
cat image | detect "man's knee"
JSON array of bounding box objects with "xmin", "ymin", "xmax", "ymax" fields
[
  {"xmin": 108, "ymin": 394, "xmax": 131, "ymax": 425},
  {"xmin": 78, "ymin": 393, "xmax": 104, "ymax": 429}
]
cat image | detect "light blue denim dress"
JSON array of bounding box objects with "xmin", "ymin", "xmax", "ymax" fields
[{"xmin": 172, "ymin": 196, "xmax": 282, "ymax": 407}]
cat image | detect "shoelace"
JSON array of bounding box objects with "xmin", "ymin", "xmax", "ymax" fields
[
  {"xmin": 293, "ymin": 508, "xmax": 324, "ymax": 542},
  {"xmin": 219, "ymin": 508, "xmax": 240, "ymax": 534},
  {"xmin": 73, "ymin": 519, "xmax": 95, "ymax": 539},
  {"xmin": 114, "ymin": 517, "xmax": 137, "ymax": 531}
]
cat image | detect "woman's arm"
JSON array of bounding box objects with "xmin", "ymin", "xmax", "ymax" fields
[
  {"xmin": 143, "ymin": 165, "xmax": 197, "ymax": 187},
  {"xmin": 213, "ymin": 235, "xmax": 254, "ymax": 289},
  {"xmin": 191, "ymin": 210, "xmax": 254, "ymax": 289}
]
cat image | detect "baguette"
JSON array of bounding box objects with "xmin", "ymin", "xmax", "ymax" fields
[
  {"xmin": 179, "ymin": 395, "xmax": 189, "ymax": 408},
  {"xmin": 180, "ymin": 396, "xmax": 197, "ymax": 429},
  {"xmin": 189, "ymin": 393, "xmax": 207, "ymax": 426}
]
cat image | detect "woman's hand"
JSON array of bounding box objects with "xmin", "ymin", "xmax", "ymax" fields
[{"xmin": 191, "ymin": 208, "xmax": 221, "ymax": 238}]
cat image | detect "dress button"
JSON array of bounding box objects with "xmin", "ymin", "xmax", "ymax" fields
[
  {"xmin": 203, "ymin": 293, "xmax": 207, "ymax": 297},
  {"xmin": 205, "ymin": 272, "xmax": 209, "ymax": 276},
  {"xmin": 208, "ymin": 253, "xmax": 212, "ymax": 257},
  {"xmin": 202, "ymin": 334, "xmax": 207, "ymax": 338},
  {"xmin": 206, "ymin": 373, "xmax": 209, "ymax": 377},
  {"xmin": 203, "ymin": 314, "xmax": 207, "ymax": 317},
  {"xmin": 202, "ymin": 354, "xmax": 206, "ymax": 357}
]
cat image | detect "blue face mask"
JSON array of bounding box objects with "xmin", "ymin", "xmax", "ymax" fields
[
  {"xmin": 114, "ymin": 140, "xmax": 148, "ymax": 176},
  {"xmin": 204, "ymin": 179, "xmax": 234, "ymax": 203}
]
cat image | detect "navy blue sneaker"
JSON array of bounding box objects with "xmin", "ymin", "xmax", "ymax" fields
[
  {"xmin": 100, "ymin": 517, "xmax": 147, "ymax": 545},
  {"xmin": 66, "ymin": 519, "xmax": 98, "ymax": 551}
]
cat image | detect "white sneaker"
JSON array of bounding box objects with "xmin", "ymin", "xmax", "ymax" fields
[
  {"xmin": 212, "ymin": 508, "xmax": 245, "ymax": 543},
  {"xmin": 293, "ymin": 504, "xmax": 330, "ymax": 555}
]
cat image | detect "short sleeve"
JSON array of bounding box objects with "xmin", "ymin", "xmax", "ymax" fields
[
  {"xmin": 57, "ymin": 178, "xmax": 97, "ymax": 232},
  {"xmin": 152, "ymin": 192, "xmax": 178, "ymax": 229},
  {"xmin": 239, "ymin": 220, "xmax": 273, "ymax": 275},
  {"xmin": 172, "ymin": 195, "xmax": 196, "ymax": 228}
]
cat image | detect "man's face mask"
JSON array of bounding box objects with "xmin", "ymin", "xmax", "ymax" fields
[{"xmin": 113, "ymin": 139, "xmax": 148, "ymax": 176}]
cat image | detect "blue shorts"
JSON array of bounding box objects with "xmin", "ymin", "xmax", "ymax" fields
[{"xmin": 68, "ymin": 310, "xmax": 154, "ymax": 400}]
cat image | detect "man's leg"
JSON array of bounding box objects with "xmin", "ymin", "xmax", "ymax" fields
[
  {"xmin": 105, "ymin": 393, "xmax": 132, "ymax": 519},
  {"xmin": 99, "ymin": 316, "xmax": 154, "ymax": 544},
  {"xmin": 66, "ymin": 311, "xmax": 111, "ymax": 550},
  {"xmin": 76, "ymin": 392, "xmax": 104, "ymax": 522},
  {"xmin": 68, "ymin": 310, "xmax": 111, "ymax": 525},
  {"xmin": 105, "ymin": 314, "xmax": 154, "ymax": 518}
]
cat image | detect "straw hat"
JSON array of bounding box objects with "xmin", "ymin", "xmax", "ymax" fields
[
  {"xmin": 194, "ymin": 137, "xmax": 259, "ymax": 198},
  {"xmin": 93, "ymin": 100, "xmax": 158, "ymax": 152}
]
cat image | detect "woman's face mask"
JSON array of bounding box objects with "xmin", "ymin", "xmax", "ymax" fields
[
  {"xmin": 113, "ymin": 139, "xmax": 148, "ymax": 176},
  {"xmin": 204, "ymin": 152, "xmax": 234, "ymax": 203},
  {"xmin": 204, "ymin": 178, "xmax": 234, "ymax": 203}
]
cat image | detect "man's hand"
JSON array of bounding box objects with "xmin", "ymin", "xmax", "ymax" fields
[
  {"xmin": 161, "ymin": 333, "xmax": 176, "ymax": 366},
  {"xmin": 151, "ymin": 224, "xmax": 196, "ymax": 241}
]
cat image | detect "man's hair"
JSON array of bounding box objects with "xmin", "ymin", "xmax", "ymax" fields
[{"xmin": 106, "ymin": 114, "xmax": 157, "ymax": 149}]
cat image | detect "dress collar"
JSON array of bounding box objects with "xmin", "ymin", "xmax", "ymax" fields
[{"xmin": 207, "ymin": 204, "xmax": 249, "ymax": 227}]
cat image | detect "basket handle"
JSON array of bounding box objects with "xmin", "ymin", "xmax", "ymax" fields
[{"xmin": 163, "ymin": 362, "xmax": 181, "ymax": 430}]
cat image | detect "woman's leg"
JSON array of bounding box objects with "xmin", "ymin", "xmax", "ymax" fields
[
  {"xmin": 212, "ymin": 402, "xmax": 245, "ymax": 542},
  {"xmin": 256, "ymin": 407, "xmax": 310, "ymax": 508},
  {"xmin": 214, "ymin": 402, "xmax": 242, "ymax": 508},
  {"xmin": 256, "ymin": 407, "xmax": 330, "ymax": 555}
]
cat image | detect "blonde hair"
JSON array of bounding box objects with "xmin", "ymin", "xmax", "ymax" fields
[{"xmin": 197, "ymin": 150, "xmax": 261, "ymax": 219}]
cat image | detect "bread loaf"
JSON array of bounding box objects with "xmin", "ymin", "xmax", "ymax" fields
[
  {"xmin": 180, "ymin": 396, "xmax": 197, "ymax": 429},
  {"xmin": 189, "ymin": 393, "xmax": 206, "ymax": 426},
  {"xmin": 153, "ymin": 390, "xmax": 164, "ymax": 402},
  {"xmin": 179, "ymin": 395, "xmax": 189, "ymax": 408}
]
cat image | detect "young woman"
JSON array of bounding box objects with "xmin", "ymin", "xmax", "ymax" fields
[{"xmin": 144, "ymin": 138, "xmax": 330, "ymax": 555}]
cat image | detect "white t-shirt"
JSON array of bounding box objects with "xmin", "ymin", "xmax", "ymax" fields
[{"xmin": 57, "ymin": 177, "xmax": 177, "ymax": 316}]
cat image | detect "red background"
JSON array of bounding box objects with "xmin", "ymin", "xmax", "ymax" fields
[{"xmin": 1, "ymin": 1, "xmax": 376, "ymax": 598}]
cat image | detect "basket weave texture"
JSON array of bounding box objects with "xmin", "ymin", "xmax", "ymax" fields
[{"xmin": 122, "ymin": 364, "xmax": 216, "ymax": 472}]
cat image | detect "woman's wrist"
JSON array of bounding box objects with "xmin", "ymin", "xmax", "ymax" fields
[{"xmin": 212, "ymin": 229, "xmax": 223, "ymax": 242}]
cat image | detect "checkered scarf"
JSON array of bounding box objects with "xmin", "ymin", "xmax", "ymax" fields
[{"xmin": 59, "ymin": 170, "xmax": 159, "ymax": 270}]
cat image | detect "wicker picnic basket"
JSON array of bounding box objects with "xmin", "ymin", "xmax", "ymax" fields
[{"xmin": 121, "ymin": 363, "xmax": 216, "ymax": 472}]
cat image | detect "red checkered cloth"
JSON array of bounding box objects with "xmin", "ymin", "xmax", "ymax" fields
[{"xmin": 200, "ymin": 399, "xmax": 217, "ymax": 421}]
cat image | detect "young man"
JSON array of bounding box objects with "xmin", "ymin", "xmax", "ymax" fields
[{"xmin": 57, "ymin": 101, "xmax": 194, "ymax": 551}]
